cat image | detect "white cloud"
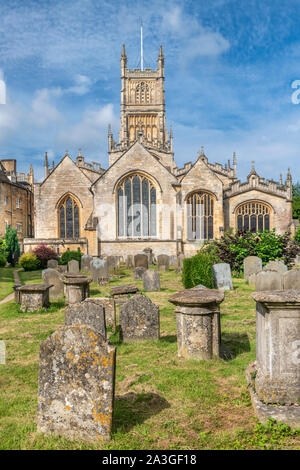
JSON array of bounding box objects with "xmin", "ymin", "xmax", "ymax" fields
[
  {"xmin": 30, "ymin": 88, "xmax": 63, "ymax": 127},
  {"xmin": 65, "ymin": 75, "xmax": 92, "ymax": 95}
]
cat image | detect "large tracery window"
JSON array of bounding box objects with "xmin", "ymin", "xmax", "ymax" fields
[
  {"xmin": 236, "ymin": 201, "xmax": 271, "ymax": 233},
  {"xmin": 58, "ymin": 195, "xmax": 80, "ymax": 239},
  {"xmin": 117, "ymin": 173, "xmax": 157, "ymax": 238},
  {"xmin": 135, "ymin": 82, "xmax": 150, "ymax": 104},
  {"xmin": 187, "ymin": 192, "xmax": 214, "ymax": 240}
]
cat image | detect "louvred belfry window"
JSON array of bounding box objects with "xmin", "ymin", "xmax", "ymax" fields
[
  {"xmin": 58, "ymin": 195, "xmax": 80, "ymax": 238},
  {"xmin": 117, "ymin": 173, "xmax": 156, "ymax": 238},
  {"xmin": 187, "ymin": 192, "xmax": 214, "ymax": 240},
  {"xmin": 236, "ymin": 201, "xmax": 271, "ymax": 233}
]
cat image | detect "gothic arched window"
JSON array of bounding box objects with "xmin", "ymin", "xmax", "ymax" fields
[
  {"xmin": 135, "ymin": 82, "xmax": 150, "ymax": 104},
  {"xmin": 187, "ymin": 192, "xmax": 214, "ymax": 240},
  {"xmin": 117, "ymin": 173, "xmax": 157, "ymax": 238},
  {"xmin": 58, "ymin": 195, "xmax": 80, "ymax": 239},
  {"xmin": 236, "ymin": 201, "xmax": 271, "ymax": 233}
]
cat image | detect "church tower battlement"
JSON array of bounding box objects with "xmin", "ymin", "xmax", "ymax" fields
[{"xmin": 108, "ymin": 44, "xmax": 175, "ymax": 171}]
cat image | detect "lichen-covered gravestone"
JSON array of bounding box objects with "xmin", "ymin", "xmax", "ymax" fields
[
  {"xmin": 37, "ymin": 325, "xmax": 116, "ymax": 441},
  {"xmin": 263, "ymin": 260, "xmax": 288, "ymax": 274},
  {"xmin": 119, "ymin": 294, "xmax": 160, "ymax": 341},
  {"xmin": 142, "ymin": 270, "xmax": 160, "ymax": 291},
  {"xmin": 134, "ymin": 266, "xmax": 146, "ymax": 280},
  {"xmin": 85, "ymin": 297, "xmax": 116, "ymax": 329},
  {"xmin": 91, "ymin": 258, "xmax": 108, "ymax": 283},
  {"xmin": 81, "ymin": 255, "xmax": 93, "ymax": 273},
  {"xmin": 244, "ymin": 256, "xmax": 262, "ymax": 282},
  {"xmin": 125, "ymin": 255, "xmax": 134, "ymax": 269},
  {"xmin": 65, "ymin": 300, "xmax": 106, "ymax": 339},
  {"xmin": 212, "ymin": 263, "xmax": 233, "ymax": 290},
  {"xmin": 42, "ymin": 268, "xmax": 64, "ymax": 301},
  {"xmin": 255, "ymin": 271, "xmax": 283, "ymax": 291},
  {"xmin": 47, "ymin": 259, "xmax": 58, "ymax": 269},
  {"xmin": 68, "ymin": 259, "xmax": 79, "ymax": 274}
]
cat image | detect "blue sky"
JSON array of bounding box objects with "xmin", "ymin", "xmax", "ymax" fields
[{"xmin": 0, "ymin": 0, "xmax": 300, "ymax": 183}]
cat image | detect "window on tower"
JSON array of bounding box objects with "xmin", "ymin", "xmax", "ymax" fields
[{"xmin": 135, "ymin": 82, "xmax": 150, "ymax": 104}]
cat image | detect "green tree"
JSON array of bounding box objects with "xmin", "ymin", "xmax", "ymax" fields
[
  {"xmin": 4, "ymin": 225, "xmax": 20, "ymax": 266},
  {"xmin": 292, "ymin": 183, "xmax": 300, "ymax": 220}
]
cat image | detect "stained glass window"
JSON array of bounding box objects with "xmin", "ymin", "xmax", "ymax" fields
[
  {"xmin": 58, "ymin": 195, "xmax": 80, "ymax": 239},
  {"xmin": 187, "ymin": 192, "xmax": 214, "ymax": 240},
  {"xmin": 117, "ymin": 173, "xmax": 156, "ymax": 238},
  {"xmin": 236, "ymin": 201, "xmax": 271, "ymax": 233}
]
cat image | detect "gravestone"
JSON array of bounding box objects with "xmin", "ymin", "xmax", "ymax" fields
[
  {"xmin": 37, "ymin": 325, "xmax": 116, "ymax": 441},
  {"xmin": 255, "ymin": 271, "xmax": 283, "ymax": 291},
  {"xmin": 47, "ymin": 259, "xmax": 58, "ymax": 269},
  {"xmin": 91, "ymin": 258, "xmax": 108, "ymax": 283},
  {"xmin": 134, "ymin": 254, "xmax": 148, "ymax": 269},
  {"xmin": 143, "ymin": 248, "xmax": 154, "ymax": 265},
  {"xmin": 169, "ymin": 255, "xmax": 177, "ymax": 267},
  {"xmin": 42, "ymin": 268, "xmax": 64, "ymax": 301},
  {"xmin": 143, "ymin": 270, "xmax": 160, "ymax": 291},
  {"xmin": 244, "ymin": 256, "xmax": 262, "ymax": 282},
  {"xmin": 85, "ymin": 297, "xmax": 116, "ymax": 329},
  {"xmin": 248, "ymin": 273, "xmax": 257, "ymax": 287},
  {"xmin": 283, "ymin": 268, "xmax": 300, "ymax": 290},
  {"xmin": 263, "ymin": 260, "xmax": 288, "ymax": 274},
  {"xmin": 119, "ymin": 294, "xmax": 160, "ymax": 341},
  {"xmin": 110, "ymin": 284, "xmax": 139, "ymax": 304},
  {"xmin": 294, "ymin": 254, "xmax": 300, "ymax": 266},
  {"xmin": 68, "ymin": 259, "xmax": 79, "ymax": 274},
  {"xmin": 57, "ymin": 265, "xmax": 67, "ymax": 273},
  {"xmin": 212, "ymin": 263, "xmax": 233, "ymax": 290},
  {"xmin": 63, "ymin": 275, "xmax": 91, "ymax": 304},
  {"xmin": 65, "ymin": 300, "xmax": 106, "ymax": 339},
  {"xmin": 18, "ymin": 284, "xmax": 51, "ymax": 312},
  {"xmin": 134, "ymin": 266, "xmax": 146, "ymax": 280},
  {"xmin": 176, "ymin": 253, "xmax": 185, "ymax": 273},
  {"xmin": 125, "ymin": 255, "xmax": 134, "ymax": 269},
  {"xmin": 157, "ymin": 254, "xmax": 170, "ymax": 271},
  {"xmin": 107, "ymin": 256, "xmax": 119, "ymax": 272},
  {"xmin": 81, "ymin": 255, "xmax": 93, "ymax": 273}
]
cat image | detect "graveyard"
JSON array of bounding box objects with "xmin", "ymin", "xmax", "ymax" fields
[{"xmin": 0, "ymin": 260, "xmax": 299, "ymax": 450}]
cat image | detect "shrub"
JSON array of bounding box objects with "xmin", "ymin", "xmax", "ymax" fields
[
  {"xmin": 59, "ymin": 250, "xmax": 82, "ymax": 267},
  {"xmin": 0, "ymin": 254, "xmax": 6, "ymax": 267},
  {"xmin": 182, "ymin": 249, "xmax": 217, "ymax": 289},
  {"xmin": 33, "ymin": 244, "xmax": 58, "ymax": 268},
  {"xmin": 5, "ymin": 226, "xmax": 20, "ymax": 266},
  {"xmin": 0, "ymin": 238, "xmax": 7, "ymax": 258},
  {"xmin": 19, "ymin": 253, "xmax": 40, "ymax": 271}
]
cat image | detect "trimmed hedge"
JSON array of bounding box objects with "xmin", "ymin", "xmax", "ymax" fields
[
  {"xmin": 59, "ymin": 250, "xmax": 82, "ymax": 267},
  {"xmin": 182, "ymin": 251, "xmax": 216, "ymax": 289}
]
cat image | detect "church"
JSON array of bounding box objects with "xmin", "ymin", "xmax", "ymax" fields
[{"xmin": 24, "ymin": 45, "xmax": 294, "ymax": 258}]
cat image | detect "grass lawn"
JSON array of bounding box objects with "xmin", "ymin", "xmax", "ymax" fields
[
  {"xmin": 0, "ymin": 266, "xmax": 299, "ymax": 450},
  {"xmin": 0, "ymin": 267, "xmax": 15, "ymax": 301}
]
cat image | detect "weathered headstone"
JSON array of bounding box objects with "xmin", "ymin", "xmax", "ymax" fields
[
  {"xmin": 57, "ymin": 265, "xmax": 67, "ymax": 273},
  {"xmin": 134, "ymin": 266, "xmax": 146, "ymax": 280},
  {"xmin": 81, "ymin": 255, "xmax": 93, "ymax": 273},
  {"xmin": 134, "ymin": 254, "xmax": 148, "ymax": 269},
  {"xmin": 63, "ymin": 275, "xmax": 91, "ymax": 304},
  {"xmin": 294, "ymin": 254, "xmax": 300, "ymax": 266},
  {"xmin": 107, "ymin": 256, "xmax": 119, "ymax": 272},
  {"xmin": 47, "ymin": 259, "xmax": 58, "ymax": 269},
  {"xmin": 91, "ymin": 258, "xmax": 108, "ymax": 283},
  {"xmin": 283, "ymin": 268, "xmax": 300, "ymax": 290},
  {"xmin": 85, "ymin": 297, "xmax": 116, "ymax": 329},
  {"xmin": 169, "ymin": 288, "xmax": 225, "ymax": 360},
  {"xmin": 176, "ymin": 253, "xmax": 185, "ymax": 273},
  {"xmin": 157, "ymin": 254, "xmax": 170, "ymax": 271},
  {"xmin": 42, "ymin": 268, "xmax": 64, "ymax": 301},
  {"xmin": 110, "ymin": 284, "xmax": 139, "ymax": 304},
  {"xmin": 68, "ymin": 259, "xmax": 79, "ymax": 274},
  {"xmin": 263, "ymin": 260, "xmax": 288, "ymax": 274},
  {"xmin": 244, "ymin": 256, "xmax": 262, "ymax": 282},
  {"xmin": 255, "ymin": 271, "xmax": 283, "ymax": 291},
  {"xmin": 119, "ymin": 294, "xmax": 159, "ymax": 341},
  {"xmin": 248, "ymin": 273, "xmax": 257, "ymax": 287},
  {"xmin": 143, "ymin": 248, "xmax": 154, "ymax": 265},
  {"xmin": 212, "ymin": 263, "xmax": 233, "ymax": 290},
  {"xmin": 169, "ymin": 255, "xmax": 177, "ymax": 267},
  {"xmin": 37, "ymin": 325, "xmax": 116, "ymax": 441},
  {"xmin": 125, "ymin": 255, "xmax": 134, "ymax": 269},
  {"xmin": 143, "ymin": 270, "xmax": 160, "ymax": 291},
  {"xmin": 65, "ymin": 300, "xmax": 106, "ymax": 339}
]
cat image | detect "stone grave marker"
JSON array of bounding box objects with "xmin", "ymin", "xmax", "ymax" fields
[
  {"xmin": 143, "ymin": 270, "xmax": 160, "ymax": 291},
  {"xmin": 212, "ymin": 263, "xmax": 233, "ymax": 290},
  {"xmin": 263, "ymin": 260, "xmax": 287, "ymax": 274},
  {"xmin": 85, "ymin": 297, "xmax": 116, "ymax": 329},
  {"xmin": 119, "ymin": 294, "xmax": 160, "ymax": 341},
  {"xmin": 81, "ymin": 255, "xmax": 93, "ymax": 273},
  {"xmin": 42, "ymin": 268, "xmax": 64, "ymax": 301},
  {"xmin": 134, "ymin": 254, "xmax": 148, "ymax": 269},
  {"xmin": 65, "ymin": 300, "xmax": 106, "ymax": 339},
  {"xmin": 68, "ymin": 259, "xmax": 79, "ymax": 274},
  {"xmin": 255, "ymin": 271, "xmax": 283, "ymax": 291},
  {"xmin": 47, "ymin": 259, "xmax": 58, "ymax": 269},
  {"xmin": 157, "ymin": 254, "xmax": 170, "ymax": 271},
  {"xmin": 91, "ymin": 258, "xmax": 108, "ymax": 283},
  {"xmin": 134, "ymin": 266, "xmax": 146, "ymax": 280},
  {"xmin": 283, "ymin": 268, "xmax": 300, "ymax": 290},
  {"xmin": 244, "ymin": 256, "xmax": 262, "ymax": 282},
  {"xmin": 37, "ymin": 325, "xmax": 116, "ymax": 441}
]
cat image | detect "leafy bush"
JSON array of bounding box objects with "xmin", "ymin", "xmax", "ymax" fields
[
  {"xmin": 0, "ymin": 254, "xmax": 6, "ymax": 267},
  {"xmin": 19, "ymin": 253, "xmax": 40, "ymax": 271},
  {"xmin": 33, "ymin": 244, "xmax": 58, "ymax": 268},
  {"xmin": 212, "ymin": 229, "xmax": 300, "ymax": 272},
  {"xmin": 0, "ymin": 238, "xmax": 7, "ymax": 258},
  {"xmin": 59, "ymin": 250, "xmax": 82, "ymax": 267},
  {"xmin": 182, "ymin": 248, "xmax": 217, "ymax": 289},
  {"xmin": 4, "ymin": 226, "xmax": 20, "ymax": 266}
]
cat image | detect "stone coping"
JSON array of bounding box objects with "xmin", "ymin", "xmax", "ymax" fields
[
  {"xmin": 110, "ymin": 284, "xmax": 139, "ymax": 296},
  {"xmin": 17, "ymin": 284, "xmax": 52, "ymax": 292},
  {"xmin": 251, "ymin": 290, "xmax": 300, "ymax": 304},
  {"xmin": 64, "ymin": 273, "xmax": 87, "ymax": 278},
  {"xmin": 169, "ymin": 288, "xmax": 225, "ymax": 307},
  {"xmin": 63, "ymin": 277, "xmax": 91, "ymax": 285}
]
